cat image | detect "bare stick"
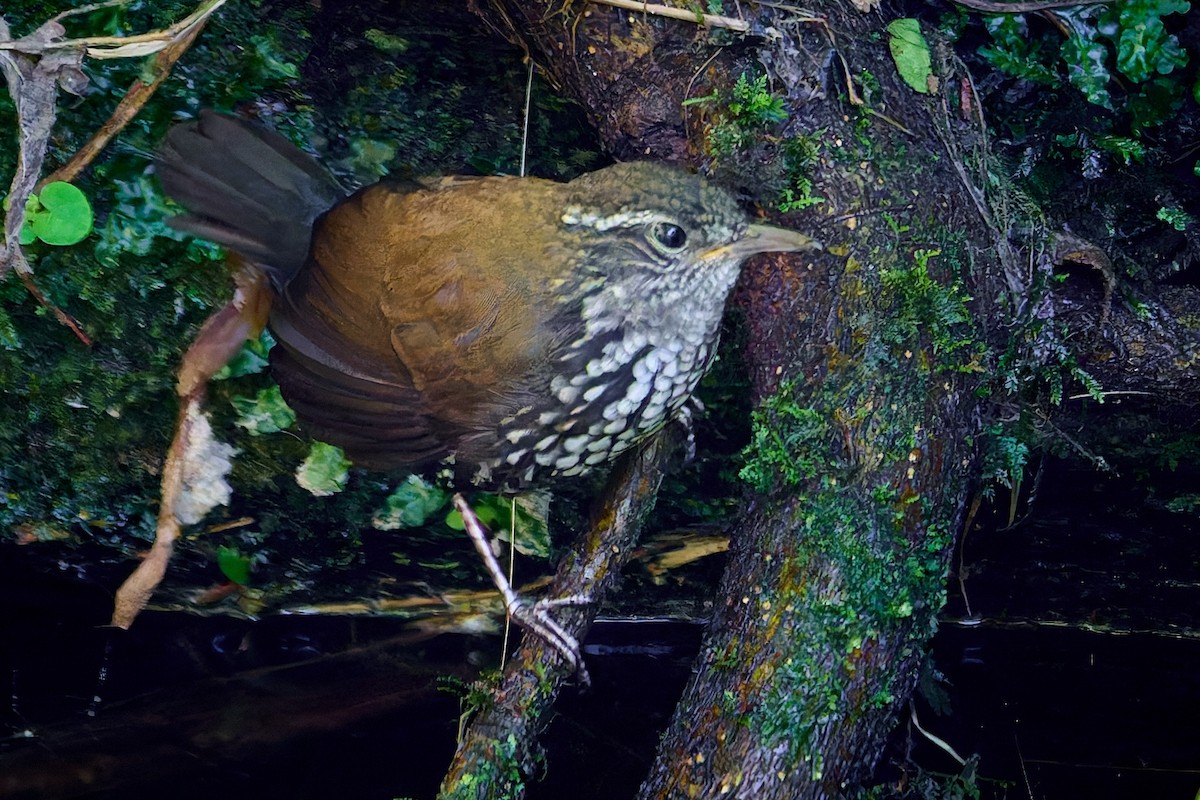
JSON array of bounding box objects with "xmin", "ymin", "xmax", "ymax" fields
[
  {"xmin": 441, "ymin": 433, "xmax": 673, "ymax": 798},
  {"xmin": 950, "ymin": 0, "xmax": 1114, "ymax": 12},
  {"xmin": 42, "ymin": 12, "xmax": 210, "ymax": 187},
  {"xmin": 590, "ymin": 0, "xmax": 750, "ymax": 32}
]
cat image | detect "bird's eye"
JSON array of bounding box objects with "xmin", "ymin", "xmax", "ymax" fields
[{"xmin": 649, "ymin": 222, "xmax": 688, "ymax": 252}]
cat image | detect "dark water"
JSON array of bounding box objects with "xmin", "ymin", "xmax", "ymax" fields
[
  {"xmin": 4, "ymin": 455, "xmax": 1200, "ymax": 798},
  {"xmin": 897, "ymin": 454, "xmax": 1200, "ymax": 799}
]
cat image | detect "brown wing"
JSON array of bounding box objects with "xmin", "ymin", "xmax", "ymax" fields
[{"xmin": 269, "ymin": 177, "xmax": 572, "ymax": 472}]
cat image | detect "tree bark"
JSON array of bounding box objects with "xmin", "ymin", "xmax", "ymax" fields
[{"xmin": 466, "ymin": 2, "xmax": 1011, "ymax": 797}]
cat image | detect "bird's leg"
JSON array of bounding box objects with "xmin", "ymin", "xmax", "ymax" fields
[
  {"xmin": 675, "ymin": 396, "xmax": 704, "ymax": 463},
  {"xmin": 452, "ymin": 493, "xmax": 592, "ymax": 684}
]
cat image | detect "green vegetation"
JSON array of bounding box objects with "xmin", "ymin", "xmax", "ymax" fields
[
  {"xmin": 777, "ymin": 133, "xmax": 826, "ymax": 213},
  {"xmin": 703, "ymin": 72, "xmax": 788, "ymax": 157},
  {"xmin": 739, "ymin": 383, "xmax": 829, "ymax": 492},
  {"xmin": 0, "ymin": 1, "xmax": 602, "ymax": 605},
  {"xmin": 878, "ymin": 248, "xmax": 984, "ymax": 373},
  {"xmin": 886, "ymin": 18, "xmax": 934, "ymax": 94},
  {"xmin": 974, "ymin": 0, "xmax": 1190, "ymax": 129},
  {"xmin": 15, "ymin": 182, "xmax": 94, "ymax": 246},
  {"xmin": 689, "ymin": 71, "xmax": 829, "ymax": 214}
]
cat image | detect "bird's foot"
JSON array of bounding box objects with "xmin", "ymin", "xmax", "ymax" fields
[
  {"xmin": 452, "ymin": 493, "xmax": 592, "ymax": 685},
  {"xmin": 506, "ymin": 593, "xmax": 592, "ymax": 685}
]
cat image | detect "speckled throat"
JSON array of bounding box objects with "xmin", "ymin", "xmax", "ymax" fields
[{"xmin": 477, "ymin": 269, "xmax": 732, "ymax": 490}]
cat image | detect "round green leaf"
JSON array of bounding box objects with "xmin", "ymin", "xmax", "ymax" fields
[
  {"xmin": 27, "ymin": 182, "xmax": 93, "ymax": 246},
  {"xmin": 217, "ymin": 545, "xmax": 253, "ymax": 585}
]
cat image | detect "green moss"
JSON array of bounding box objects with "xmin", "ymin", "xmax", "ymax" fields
[
  {"xmin": 739, "ymin": 383, "xmax": 831, "ymax": 493},
  {"xmin": 750, "ymin": 483, "xmax": 955, "ymax": 761},
  {"xmin": 440, "ymin": 733, "xmax": 527, "ymax": 800},
  {"xmin": 877, "ymin": 247, "xmax": 986, "ymax": 374},
  {"xmin": 732, "ymin": 177, "xmax": 979, "ymax": 764}
]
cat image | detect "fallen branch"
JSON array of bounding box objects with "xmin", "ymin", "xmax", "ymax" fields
[
  {"xmin": 590, "ymin": 0, "xmax": 750, "ymax": 32},
  {"xmin": 439, "ymin": 432, "xmax": 673, "ymax": 799},
  {"xmin": 111, "ymin": 261, "xmax": 273, "ymax": 629}
]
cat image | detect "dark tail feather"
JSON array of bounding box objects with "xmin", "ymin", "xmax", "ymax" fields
[{"xmin": 156, "ymin": 110, "xmax": 345, "ymax": 287}]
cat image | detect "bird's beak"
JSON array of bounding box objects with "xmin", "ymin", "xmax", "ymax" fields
[{"xmin": 701, "ymin": 224, "xmax": 822, "ymax": 261}]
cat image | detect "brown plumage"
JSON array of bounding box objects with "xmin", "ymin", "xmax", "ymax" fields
[{"xmin": 157, "ymin": 111, "xmax": 819, "ymax": 490}]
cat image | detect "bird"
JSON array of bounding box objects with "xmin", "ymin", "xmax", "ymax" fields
[{"xmin": 156, "ymin": 110, "xmax": 820, "ymax": 673}]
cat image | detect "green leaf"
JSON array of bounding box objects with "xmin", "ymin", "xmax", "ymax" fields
[
  {"xmin": 1127, "ymin": 75, "xmax": 1186, "ymax": 131},
  {"xmin": 295, "ymin": 441, "xmax": 351, "ymax": 496},
  {"xmin": 1094, "ymin": 135, "xmax": 1147, "ymax": 165},
  {"xmin": 886, "ymin": 19, "xmax": 933, "ymax": 94},
  {"xmin": 231, "ymin": 384, "xmax": 297, "ymax": 435},
  {"xmin": 443, "ymin": 493, "xmax": 551, "ymax": 558},
  {"xmin": 217, "ymin": 545, "xmax": 253, "ymax": 585},
  {"xmin": 979, "ymin": 15, "xmax": 1058, "ymax": 85},
  {"xmin": 249, "ymin": 33, "xmax": 300, "ymax": 80},
  {"xmin": 213, "ymin": 330, "xmax": 273, "ymax": 380},
  {"xmin": 24, "ymin": 182, "xmax": 93, "ymax": 246},
  {"xmin": 373, "ymin": 474, "xmax": 449, "ymax": 530},
  {"xmin": 1063, "ymin": 34, "xmax": 1113, "ymax": 109},
  {"xmin": 1104, "ymin": 0, "xmax": 1189, "ymax": 83},
  {"xmin": 1157, "ymin": 206, "xmax": 1195, "ymax": 231}
]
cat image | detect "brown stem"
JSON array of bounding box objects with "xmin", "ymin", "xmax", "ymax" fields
[
  {"xmin": 17, "ymin": 269, "xmax": 92, "ymax": 345},
  {"xmin": 439, "ymin": 433, "xmax": 673, "ymax": 799},
  {"xmin": 40, "ymin": 16, "xmax": 208, "ymax": 188}
]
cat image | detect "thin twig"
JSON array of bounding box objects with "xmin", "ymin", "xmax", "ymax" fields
[
  {"xmin": 0, "ymin": 0, "xmax": 228, "ymax": 58},
  {"xmin": 1066, "ymin": 389, "xmax": 1154, "ymax": 401},
  {"xmin": 590, "ymin": 0, "xmax": 750, "ymax": 32},
  {"xmin": 16, "ymin": 270, "xmax": 92, "ymax": 345},
  {"xmin": 42, "ymin": 12, "xmax": 209, "ymax": 187},
  {"xmin": 501, "ymin": 497, "xmax": 517, "ymax": 668},
  {"xmin": 944, "ymin": 615, "xmax": 1200, "ymax": 642},
  {"xmin": 956, "ymin": 492, "xmax": 982, "ymax": 617},
  {"xmin": 519, "ymin": 59, "xmax": 533, "ymax": 178},
  {"xmin": 951, "ymin": 0, "xmax": 1113, "ymax": 12},
  {"xmin": 910, "ymin": 706, "xmax": 967, "ymax": 766}
]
